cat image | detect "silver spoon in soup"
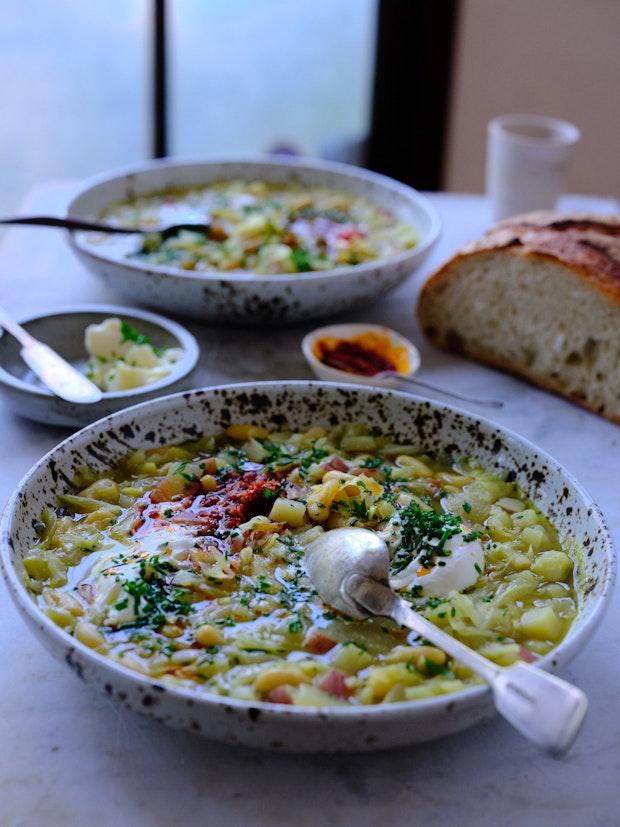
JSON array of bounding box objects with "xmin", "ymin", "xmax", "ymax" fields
[{"xmin": 305, "ymin": 527, "xmax": 587, "ymax": 755}]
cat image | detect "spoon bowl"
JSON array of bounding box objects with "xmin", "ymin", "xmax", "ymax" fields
[{"xmin": 304, "ymin": 527, "xmax": 390, "ymax": 618}]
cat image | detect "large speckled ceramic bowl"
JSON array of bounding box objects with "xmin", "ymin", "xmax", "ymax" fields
[
  {"xmin": 66, "ymin": 156, "xmax": 440, "ymax": 324},
  {"xmin": 0, "ymin": 383, "xmax": 614, "ymax": 752}
]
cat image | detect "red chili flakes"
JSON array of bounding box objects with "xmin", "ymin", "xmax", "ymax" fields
[
  {"xmin": 318, "ymin": 339, "xmax": 396, "ymax": 377},
  {"xmin": 140, "ymin": 470, "xmax": 280, "ymax": 539}
]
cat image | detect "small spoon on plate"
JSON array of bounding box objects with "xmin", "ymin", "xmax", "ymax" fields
[
  {"xmin": 0, "ymin": 306, "xmax": 103, "ymax": 403},
  {"xmin": 305, "ymin": 527, "xmax": 587, "ymax": 755},
  {"xmin": 0, "ymin": 215, "xmax": 210, "ymax": 240}
]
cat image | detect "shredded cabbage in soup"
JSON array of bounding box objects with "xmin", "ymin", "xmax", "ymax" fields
[{"xmin": 22, "ymin": 423, "xmax": 578, "ymax": 707}]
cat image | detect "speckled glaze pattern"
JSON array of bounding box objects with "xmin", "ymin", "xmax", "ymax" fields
[
  {"xmin": 0, "ymin": 382, "xmax": 614, "ymax": 752},
  {"xmin": 66, "ymin": 157, "xmax": 441, "ymax": 324}
]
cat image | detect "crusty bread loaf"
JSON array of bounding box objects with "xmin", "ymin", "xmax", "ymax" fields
[{"xmin": 417, "ymin": 211, "xmax": 620, "ymax": 422}]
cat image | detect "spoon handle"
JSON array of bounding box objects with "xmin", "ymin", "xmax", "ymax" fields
[
  {"xmin": 346, "ymin": 573, "xmax": 500, "ymax": 682},
  {"xmin": 0, "ymin": 304, "xmax": 35, "ymax": 348},
  {"xmin": 347, "ymin": 573, "xmax": 587, "ymax": 755},
  {"xmin": 0, "ymin": 305, "xmax": 103, "ymax": 403},
  {"xmin": 394, "ymin": 374, "xmax": 504, "ymax": 409},
  {"xmin": 0, "ymin": 215, "xmax": 136, "ymax": 234}
]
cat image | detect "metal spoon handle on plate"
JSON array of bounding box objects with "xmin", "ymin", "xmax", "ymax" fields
[
  {"xmin": 0, "ymin": 305, "xmax": 102, "ymax": 404},
  {"xmin": 378, "ymin": 372, "xmax": 504, "ymax": 409},
  {"xmin": 0, "ymin": 215, "xmax": 210, "ymax": 239},
  {"xmin": 305, "ymin": 528, "xmax": 587, "ymax": 756}
]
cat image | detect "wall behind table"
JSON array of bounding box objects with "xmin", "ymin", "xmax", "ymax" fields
[{"xmin": 445, "ymin": 0, "xmax": 620, "ymax": 197}]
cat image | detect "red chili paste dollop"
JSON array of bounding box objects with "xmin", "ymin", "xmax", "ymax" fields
[
  {"xmin": 137, "ymin": 470, "xmax": 281, "ymax": 539},
  {"xmin": 318, "ymin": 339, "xmax": 396, "ymax": 376}
]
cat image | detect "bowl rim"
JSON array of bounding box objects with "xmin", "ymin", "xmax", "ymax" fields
[
  {"xmin": 301, "ymin": 322, "xmax": 421, "ymax": 382},
  {"xmin": 0, "ymin": 380, "xmax": 615, "ymax": 722},
  {"xmin": 67, "ymin": 154, "xmax": 442, "ymax": 284},
  {"xmin": 0, "ymin": 304, "xmax": 200, "ymax": 401}
]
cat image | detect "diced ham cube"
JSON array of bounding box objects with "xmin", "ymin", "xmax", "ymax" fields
[
  {"xmin": 324, "ymin": 457, "xmax": 349, "ymax": 473},
  {"xmin": 519, "ymin": 645, "xmax": 538, "ymax": 663},
  {"xmin": 318, "ymin": 669, "xmax": 353, "ymax": 699},
  {"xmin": 303, "ymin": 628, "xmax": 337, "ymax": 655},
  {"xmin": 265, "ymin": 686, "xmax": 293, "ymax": 704},
  {"xmin": 78, "ymin": 583, "xmax": 95, "ymax": 604},
  {"xmin": 337, "ymin": 229, "xmax": 365, "ymax": 242}
]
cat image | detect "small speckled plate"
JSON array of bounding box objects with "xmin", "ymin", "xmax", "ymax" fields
[
  {"xmin": 66, "ymin": 155, "xmax": 441, "ymax": 324},
  {"xmin": 0, "ymin": 382, "xmax": 614, "ymax": 751},
  {"xmin": 0, "ymin": 305, "xmax": 199, "ymax": 428}
]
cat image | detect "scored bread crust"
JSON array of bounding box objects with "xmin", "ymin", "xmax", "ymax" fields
[
  {"xmin": 417, "ymin": 210, "xmax": 620, "ymax": 423},
  {"xmin": 454, "ymin": 211, "xmax": 620, "ymax": 304}
]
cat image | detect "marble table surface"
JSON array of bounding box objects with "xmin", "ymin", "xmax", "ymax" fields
[{"xmin": 0, "ymin": 183, "xmax": 618, "ymax": 827}]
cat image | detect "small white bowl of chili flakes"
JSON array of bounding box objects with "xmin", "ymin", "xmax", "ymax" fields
[{"xmin": 301, "ymin": 323, "xmax": 421, "ymax": 388}]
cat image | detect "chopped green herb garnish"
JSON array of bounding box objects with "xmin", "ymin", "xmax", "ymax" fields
[
  {"xmin": 404, "ymin": 585, "xmax": 424, "ymax": 600},
  {"xmin": 254, "ymin": 576, "xmax": 272, "ymax": 594},
  {"xmin": 117, "ymin": 556, "xmax": 191, "ymax": 630},
  {"xmin": 390, "ymin": 502, "xmax": 461, "ymax": 575},
  {"xmin": 360, "ymin": 456, "xmax": 382, "ymax": 469},
  {"xmin": 172, "ymin": 460, "xmax": 198, "ymax": 482},
  {"xmin": 300, "ymin": 446, "xmax": 329, "ymax": 470},
  {"xmin": 463, "ymin": 530, "xmax": 483, "ymax": 542},
  {"xmin": 350, "ymin": 499, "xmax": 370, "ymax": 522},
  {"xmin": 291, "ymin": 246, "xmax": 312, "ymax": 272},
  {"xmin": 424, "ymin": 658, "xmax": 449, "ymax": 676},
  {"xmin": 215, "ymin": 616, "xmax": 236, "ymax": 627},
  {"xmin": 120, "ymin": 320, "xmax": 154, "ymax": 348}
]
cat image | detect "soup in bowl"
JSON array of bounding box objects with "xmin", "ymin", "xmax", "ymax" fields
[
  {"xmin": 0, "ymin": 383, "xmax": 613, "ymax": 751},
  {"xmin": 67, "ymin": 157, "xmax": 440, "ymax": 324}
]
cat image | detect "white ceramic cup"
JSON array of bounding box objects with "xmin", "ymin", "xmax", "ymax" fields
[{"xmin": 486, "ymin": 114, "xmax": 581, "ymax": 221}]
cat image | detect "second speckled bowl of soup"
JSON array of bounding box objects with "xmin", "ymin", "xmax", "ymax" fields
[
  {"xmin": 0, "ymin": 383, "xmax": 614, "ymax": 751},
  {"xmin": 66, "ymin": 156, "xmax": 440, "ymax": 324}
]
